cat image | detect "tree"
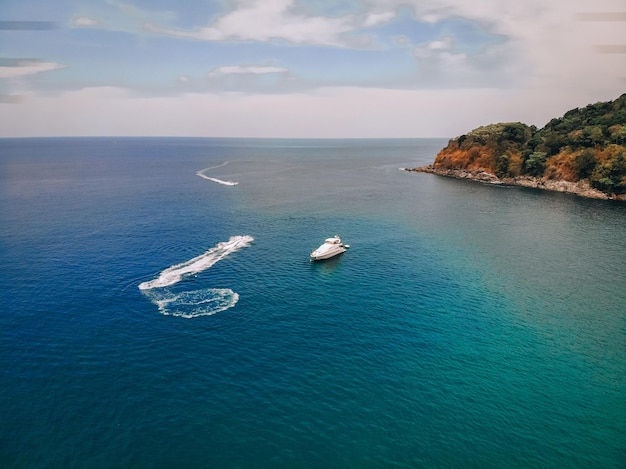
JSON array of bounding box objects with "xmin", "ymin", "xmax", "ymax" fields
[
  {"xmin": 524, "ymin": 152, "xmax": 547, "ymax": 177},
  {"xmin": 574, "ymin": 149, "xmax": 596, "ymax": 179},
  {"xmin": 583, "ymin": 125, "xmax": 605, "ymax": 146},
  {"xmin": 608, "ymin": 124, "xmax": 626, "ymax": 144},
  {"xmin": 496, "ymin": 154, "xmax": 509, "ymax": 178},
  {"xmin": 590, "ymin": 151, "xmax": 626, "ymax": 194}
]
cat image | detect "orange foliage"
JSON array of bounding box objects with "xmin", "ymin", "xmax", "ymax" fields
[
  {"xmin": 545, "ymin": 151, "xmax": 578, "ymax": 181},
  {"xmin": 595, "ymin": 145, "xmax": 625, "ymax": 164},
  {"xmin": 467, "ymin": 147, "xmax": 497, "ymax": 172},
  {"xmin": 544, "ymin": 146, "xmax": 625, "ymax": 181},
  {"xmin": 434, "ymin": 147, "xmax": 470, "ymax": 169},
  {"xmin": 435, "ymin": 137, "xmax": 625, "ymax": 184},
  {"xmin": 434, "ymin": 144, "xmax": 498, "ymax": 173},
  {"xmin": 507, "ymin": 152, "xmax": 524, "ymax": 177}
]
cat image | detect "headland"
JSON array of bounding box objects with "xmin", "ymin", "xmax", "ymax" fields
[{"xmin": 407, "ymin": 94, "xmax": 626, "ymax": 201}]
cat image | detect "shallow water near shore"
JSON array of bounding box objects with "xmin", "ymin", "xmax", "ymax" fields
[{"xmin": 1, "ymin": 137, "xmax": 625, "ymax": 467}]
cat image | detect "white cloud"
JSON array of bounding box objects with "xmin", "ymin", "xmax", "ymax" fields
[
  {"xmin": 4, "ymin": 84, "xmax": 620, "ymax": 139},
  {"xmin": 71, "ymin": 16, "xmax": 100, "ymax": 27},
  {"xmin": 407, "ymin": 0, "xmax": 625, "ymax": 90},
  {"xmin": 413, "ymin": 36, "xmax": 455, "ymax": 58},
  {"xmin": 0, "ymin": 86, "xmax": 448, "ymax": 137},
  {"xmin": 144, "ymin": 0, "xmax": 360, "ymax": 47},
  {"xmin": 208, "ymin": 65, "xmax": 289, "ymax": 77},
  {"xmin": 413, "ymin": 36, "xmax": 472, "ymax": 76},
  {"xmin": 0, "ymin": 60, "xmax": 67, "ymax": 79},
  {"xmin": 411, "ymin": 35, "xmax": 517, "ymax": 89},
  {"xmin": 362, "ymin": 11, "xmax": 396, "ymax": 28}
]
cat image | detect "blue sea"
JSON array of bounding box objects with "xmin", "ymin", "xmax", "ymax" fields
[{"xmin": 1, "ymin": 137, "xmax": 625, "ymax": 468}]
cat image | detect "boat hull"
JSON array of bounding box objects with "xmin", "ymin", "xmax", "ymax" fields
[{"xmin": 310, "ymin": 246, "xmax": 347, "ymax": 261}]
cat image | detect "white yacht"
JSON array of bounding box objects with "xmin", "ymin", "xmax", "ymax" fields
[{"xmin": 310, "ymin": 235, "xmax": 349, "ymax": 261}]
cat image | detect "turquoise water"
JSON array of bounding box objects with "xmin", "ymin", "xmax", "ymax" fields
[{"xmin": 1, "ymin": 138, "xmax": 625, "ymax": 467}]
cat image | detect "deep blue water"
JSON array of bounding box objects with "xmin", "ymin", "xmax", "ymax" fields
[{"xmin": 1, "ymin": 137, "xmax": 625, "ymax": 468}]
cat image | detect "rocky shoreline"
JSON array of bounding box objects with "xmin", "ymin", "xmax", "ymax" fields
[{"xmin": 406, "ymin": 165, "xmax": 626, "ymax": 201}]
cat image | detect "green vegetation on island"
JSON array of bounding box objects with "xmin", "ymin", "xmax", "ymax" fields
[{"xmin": 425, "ymin": 93, "xmax": 626, "ymax": 198}]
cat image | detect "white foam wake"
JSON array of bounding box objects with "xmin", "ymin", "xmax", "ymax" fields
[
  {"xmin": 143, "ymin": 288, "xmax": 239, "ymax": 318},
  {"xmin": 196, "ymin": 162, "xmax": 239, "ymax": 186},
  {"xmin": 138, "ymin": 235, "xmax": 254, "ymax": 291},
  {"xmin": 196, "ymin": 174, "xmax": 239, "ymax": 186}
]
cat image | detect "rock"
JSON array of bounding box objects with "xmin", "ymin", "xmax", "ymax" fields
[{"xmin": 405, "ymin": 166, "xmax": 617, "ymax": 200}]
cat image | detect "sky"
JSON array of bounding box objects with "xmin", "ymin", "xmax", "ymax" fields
[{"xmin": 1, "ymin": 0, "xmax": 625, "ymax": 138}]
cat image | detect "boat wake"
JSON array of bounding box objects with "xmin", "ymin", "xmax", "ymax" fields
[
  {"xmin": 138, "ymin": 236, "xmax": 253, "ymax": 290},
  {"xmin": 139, "ymin": 235, "xmax": 254, "ymax": 317},
  {"xmin": 142, "ymin": 288, "xmax": 239, "ymax": 318},
  {"xmin": 196, "ymin": 162, "xmax": 239, "ymax": 186}
]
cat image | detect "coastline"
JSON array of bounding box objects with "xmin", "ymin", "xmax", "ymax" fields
[{"xmin": 406, "ymin": 165, "xmax": 625, "ymax": 201}]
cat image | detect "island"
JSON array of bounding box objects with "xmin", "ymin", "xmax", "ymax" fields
[{"xmin": 407, "ymin": 93, "xmax": 626, "ymax": 200}]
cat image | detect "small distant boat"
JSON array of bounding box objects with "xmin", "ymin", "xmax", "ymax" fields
[{"xmin": 310, "ymin": 235, "xmax": 349, "ymax": 261}]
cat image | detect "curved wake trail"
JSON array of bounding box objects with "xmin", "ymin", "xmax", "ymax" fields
[
  {"xmin": 196, "ymin": 162, "xmax": 239, "ymax": 186},
  {"xmin": 139, "ymin": 236, "xmax": 253, "ymax": 317},
  {"xmin": 139, "ymin": 235, "xmax": 254, "ymax": 290},
  {"xmin": 143, "ymin": 288, "xmax": 239, "ymax": 318}
]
